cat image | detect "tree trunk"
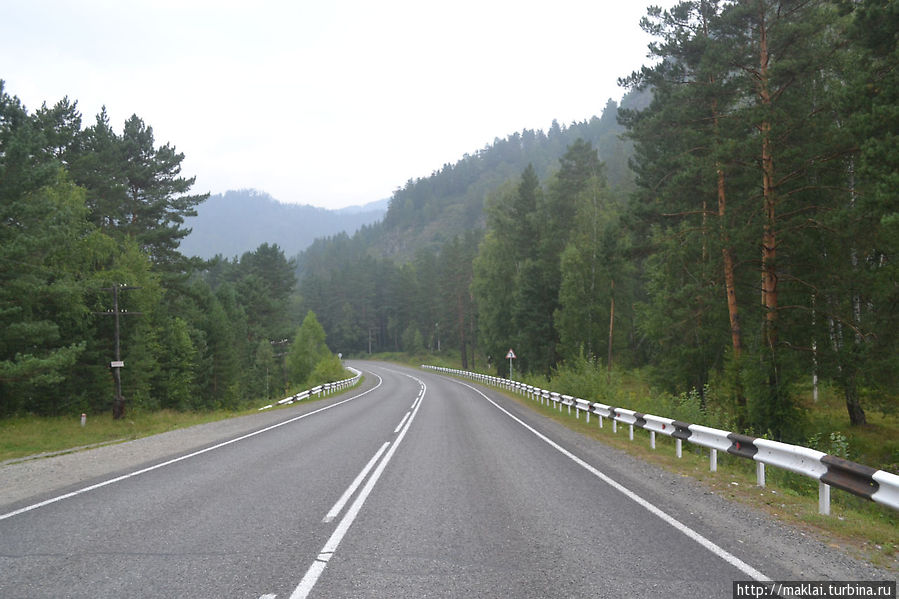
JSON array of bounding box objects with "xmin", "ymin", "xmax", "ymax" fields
[
  {"xmin": 718, "ymin": 167, "xmax": 742, "ymax": 359},
  {"xmin": 711, "ymin": 56, "xmax": 746, "ymax": 417},
  {"xmin": 844, "ymin": 374, "xmax": 867, "ymax": 426},
  {"xmin": 759, "ymin": 10, "xmax": 778, "ymax": 350},
  {"xmin": 718, "ymin": 164, "xmax": 747, "ymax": 421},
  {"xmin": 607, "ymin": 279, "xmax": 615, "ymax": 384},
  {"xmin": 458, "ymin": 293, "xmax": 468, "ymax": 370}
]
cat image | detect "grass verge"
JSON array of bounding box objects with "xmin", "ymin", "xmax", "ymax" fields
[
  {"xmin": 0, "ymin": 371, "xmax": 362, "ymax": 463},
  {"xmin": 0, "ymin": 407, "xmax": 261, "ymax": 463}
]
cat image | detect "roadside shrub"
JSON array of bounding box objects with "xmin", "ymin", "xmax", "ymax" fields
[{"xmin": 309, "ymin": 354, "xmax": 347, "ymax": 385}]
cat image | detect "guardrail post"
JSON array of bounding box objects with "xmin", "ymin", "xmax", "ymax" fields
[
  {"xmin": 676, "ymin": 438, "xmax": 682, "ymax": 458},
  {"xmin": 819, "ymin": 482, "xmax": 830, "ymax": 515},
  {"xmin": 756, "ymin": 462, "xmax": 766, "ymax": 487},
  {"xmin": 599, "ymin": 415, "xmax": 603, "ymax": 428},
  {"xmin": 585, "ymin": 411, "xmax": 590, "ymax": 423},
  {"xmin": 710, "ymin": 448, "xmax": 717, "ymax": 472},
  {"xmin": 650, "ymin": 431, "xmax": 656, "ymax": 450},
  {"xmin": 629, "ymin": 424, "xmax": 634, "ymax": 441},
  {"xmin": 612, "ymin": 419, "xmax": 617, "ymax": 433}
]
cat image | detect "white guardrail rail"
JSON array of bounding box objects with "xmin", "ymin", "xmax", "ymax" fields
[
  {"xmin": 258, "ymin": 366, "xmax": 362, "ymax": 411},
  {"xmin": 423, "ymin": 365, "xmax": 899, "ymax": 516}
]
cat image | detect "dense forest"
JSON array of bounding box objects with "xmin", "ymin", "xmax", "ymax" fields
[
  {"xmin": 0, "ymin": 83, "xmax": 342, "ymax": 417},
  {"xmin": 295, "ymin": 89, "xmax": 650, "ymax": 363},
  {"xmin": 298, "ymin": 0, "xmax": 899, "ymax": 443},
  {"xmin": 3, "ymin": 0, "xmax": 897, "ymax": 449}
]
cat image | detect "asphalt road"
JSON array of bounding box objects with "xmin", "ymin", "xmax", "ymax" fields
[{"xmin": 0, "ymin": 362, "xmax": 889, "ymax": 598}]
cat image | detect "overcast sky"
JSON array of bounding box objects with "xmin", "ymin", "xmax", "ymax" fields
[{"xmin": 1, "ymin": 0, "xmax": 671, "ymax": 210}]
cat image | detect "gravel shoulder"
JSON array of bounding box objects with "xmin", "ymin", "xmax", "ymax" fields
[{"xmin": 0, "ymin": 391, "xmax": 367, "ymax": 511}]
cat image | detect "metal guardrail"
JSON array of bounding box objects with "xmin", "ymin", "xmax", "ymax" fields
[
  {"xmin": 258, "ymin": 366, "xmax": 362, "ymax": 411},
  {"xmin": 423, "ymin": 365, "xmax": 899, "ymax": 515}
]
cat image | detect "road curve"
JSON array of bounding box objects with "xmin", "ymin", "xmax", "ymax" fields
[{"xmin": 0, "ymin": 362, "xmax": 889, "ymax": 598}]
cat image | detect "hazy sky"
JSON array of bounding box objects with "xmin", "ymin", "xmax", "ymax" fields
[{"xmin": 1, "ymin": 0, "xmax": 671, "ymax": 210}]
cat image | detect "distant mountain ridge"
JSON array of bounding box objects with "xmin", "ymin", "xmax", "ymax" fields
[
  {"xmin": 179, "ymin": 190, "xmax": 386, "ymax": 259},
  {"xmin": 347, "ymin": 91, "xmax": 649, "ymax": 262},
  {"xmin": 333, "ymin": 198, "xmax": 390, "ymax": 215}
]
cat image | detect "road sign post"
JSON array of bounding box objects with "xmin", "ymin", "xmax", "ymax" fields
[{"xmin": 506, "ymin": 348, "xmax": 516, "ymax": 380}]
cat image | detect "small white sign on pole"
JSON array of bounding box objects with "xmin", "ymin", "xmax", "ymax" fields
[{"xmin": 506, "ymin": 349, "xmax": 516, "ymax": 379}]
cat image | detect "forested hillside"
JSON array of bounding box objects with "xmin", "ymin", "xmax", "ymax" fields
[
  {"xmin": 370, "ymin": 93, "xmax": 647, "ymax": 260},
  {"xmin": 298, "ymin": 0, "xmax": 899, "ymax": 447},
  {"xmin": 179, "ymin": 189, "xmax": 386, "ymax": 259},
  {"xmin": 295, "ymin": 94, "xmax": 642, "ymax": 366}
]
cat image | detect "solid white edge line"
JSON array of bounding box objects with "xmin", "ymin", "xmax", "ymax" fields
[
  {"xmin": 289, "ymin": 373, "xmax": 427, "ymax": 599},
  {"xmin": 323, "ymin": 441, "xmax": 391, "ymax": 523},
  {"xmin": 0, "ymin": 372, "xmax": 384, "ymax": 522},
  {"xmin": 453, "ymin": 379, "xmax": 770, "ymax": 583}
]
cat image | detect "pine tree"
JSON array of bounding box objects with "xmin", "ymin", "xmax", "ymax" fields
[
  {"xmin": 68, "ymin": 111, "xmax": 208, "ymax": 270},
  {"xmin": 622, "ymin": 0, "xmax": 855, "ymax": 437},
  {"xmin": 0, "ymin": 176, "xmax": 98, "ymax": 414}
]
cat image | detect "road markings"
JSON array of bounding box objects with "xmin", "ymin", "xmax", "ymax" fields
[
  {"xmin": 455, "ymin": 380, "xmax": 770, "ymax": 583},
  {"xmin": 289, "ymin": 374, "xmax": 427, "ymax": 599},
  {"xmin": 0, "ymin": 373, "xmax": 384, "ymax": 522},
  {"xmin": 323, "ymin": 441, "xmax": 391, "ymax": 523},
  {"xmin": 393, "ymin": 411, "xmax": 411, "ymax": 433}
]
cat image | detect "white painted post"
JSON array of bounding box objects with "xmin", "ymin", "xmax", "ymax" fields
[
  {"xmin": 629, "ymin": 424, "xmax": 634, "ymax": 441},
  {"xmin": 676, "ymin": 438, "xmax": 682, "ymax": 458},
  {"xmin": 818, "ymin": 481, "xmax": 830, "ymax": 516},
  {"xmin": 650, "ymin": 431, "xmax": 656, "ymax": 449},
  {"xmin": 80, "ymin": 413, "xmax": 86, "ymax": 427},
  {"xmin": 756, "ymin": 462, "xmax": 766, "ymax": 487},
  {"xmin": 575, "ymin": 407, "xmax": 579, "ymax": 419},
  {"xmin": 710, "ymin": 448, "xmax": 717, "ymax": 472},
  {"xmin": 612, "ymin": 420, "xmax": 617, "ymax": 433},
  {"xmin": 599, "ymin": 415, "xmax": 603, "ymax": 428}
]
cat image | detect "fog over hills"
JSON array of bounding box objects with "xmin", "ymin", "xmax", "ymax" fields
[{"xmin": 179, "ymin": 190, "xmax": 386, "ymax": 259}]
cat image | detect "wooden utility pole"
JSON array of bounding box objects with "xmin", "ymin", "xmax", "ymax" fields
[{"xmin": 98, "ymin": 285, "xmax": 141, "ymax": 419}]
